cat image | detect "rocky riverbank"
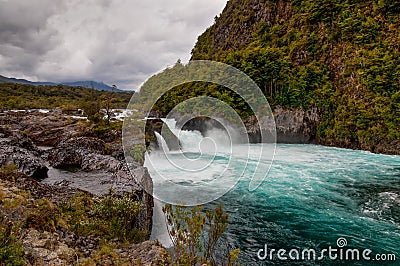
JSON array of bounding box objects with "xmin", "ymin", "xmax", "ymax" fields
[{"xmin": 0, "ymin": 109, "xmax": 166, "ymax": 265}]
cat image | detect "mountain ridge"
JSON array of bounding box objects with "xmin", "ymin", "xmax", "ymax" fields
[{"xmin": 0, "ymin": 74, "xmax": 124, "ymax": 92}]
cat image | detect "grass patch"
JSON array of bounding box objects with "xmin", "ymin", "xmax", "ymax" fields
[
  {"xmin": 91, "ymin": 121, "xmax": 122, "ymax": 137},
  {"xmin": 0, "ymin": 181, "xmax": 31, "ymax": 210}
]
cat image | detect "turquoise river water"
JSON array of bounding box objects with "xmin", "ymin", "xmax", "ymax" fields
[{"xmin": 146, "ymin": 123, "xmax": 399, "ymax": 265}]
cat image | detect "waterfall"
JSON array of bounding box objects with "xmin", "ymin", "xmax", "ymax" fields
[
  {"xmin": 147, "ymin": 118, "xmax": 245, "ymax": 245},
  {"xmin": 150, "ymin": 199, "xmax": 173, "ymax": 247},
  {"xmin": 154, "ymin": 131, "xmax": 170, "ymax": 153},
  {"xmin": 162, "ymin": 118, "xmax": 212, "ymax": 153}
]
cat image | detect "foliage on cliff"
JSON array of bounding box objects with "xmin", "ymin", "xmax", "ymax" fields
[{"xmin": 189, "ymin": 0, "xmax": 400, "ymax": 152}]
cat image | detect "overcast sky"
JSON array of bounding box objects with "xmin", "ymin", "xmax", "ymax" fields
[{"xmin": 0, "ymin": 0, "xmax": 227, "ymax": 90}]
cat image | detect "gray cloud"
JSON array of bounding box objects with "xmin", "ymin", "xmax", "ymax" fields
[{"xmin": 0, "ymin": 0, "xmax": 226, "ymax": 90}]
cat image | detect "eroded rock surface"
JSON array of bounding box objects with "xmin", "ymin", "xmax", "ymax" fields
[{"xmin": 0, "ymin": 127, "xmax": 48, "ymax": 179}]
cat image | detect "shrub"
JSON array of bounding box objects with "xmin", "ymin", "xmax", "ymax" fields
[
  {"xmin": 0, "ymin": 218, "xmax": 25, "ymax": 266},
  {"xmin": 130, "ymin": 144, "xmax": 146, "ymax": 165},
  {"xmin": 58, "ymin": 192, "xmax": 93, "ymax": 236},
  {"xmin": 163, "ymin": 204, "xmax": 240, "ymax": 265},
  {"xmin": 91, "ymin": 189, "xmax": 143, "ymax": 242},
  {"xmin": 24, "ymin": 199, "xmax": 59, "ymax": 232},
  {"xmin": 59, "ymin": 190, "xmax": 145, "ymax": 243}
]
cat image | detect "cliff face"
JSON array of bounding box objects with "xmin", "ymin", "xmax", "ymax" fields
[
  {"xmin": 191, "ymin": 0, "xmax": 400, "ymax": 154},
  {"xmin": 274, "ymin": 107, "xmax": 319, "ymax": 144}
]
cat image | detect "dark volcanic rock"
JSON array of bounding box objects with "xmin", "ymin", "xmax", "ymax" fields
[
  {"xmin": 132, "ymin": 167, "xmax": 154, "ymax": 235},
  {"xmin": 0, "ymin": 110, "xmax": 86, "ymax": 147},
  {"xmin": 0, "ymin": 110, "xmax": 155, "ymax": 245},
  {"xmin": 0, "ymin": 128, "xmax": 48, "ymax": 180},
  {"xmin": 48, "ymin": 137, "xmax": 138, "ymax": 189},
  {"xmin": 48, "ymin": 137, "xmax": 109, "ymax": 169},
  {"xmin": 274, "ymin": 106, "xmax": 319, "ymax": 144},
  {"xmin": 177, "ymin": 116, "xmax": 225, "ymax": 136},
  {"xmin": 47, "ymin": 136, "xmax": 154, "ymax": 233},
  {"xmin": 245, "ymin": 107, "xmax": 320, "ymax": 144}
]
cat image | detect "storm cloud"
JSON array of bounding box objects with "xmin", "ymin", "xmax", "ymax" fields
[{"xmin": 0, "ymin": 0, "xmax": 226, "ymax": 90}]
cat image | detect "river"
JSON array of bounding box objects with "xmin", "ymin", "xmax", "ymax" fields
[{"xmin": 147, "ymin": 121, "xmax": 400, "ymax": 265}]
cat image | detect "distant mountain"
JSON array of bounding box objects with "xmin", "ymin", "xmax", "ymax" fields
[
  {"xmin": 0, "ymin": 75, "xmax": 122, "ymax": 92},
  {"xmin": 0, "ymin": 75, "xmax": 54, "ymax": 86},
  {"xmin": 62, "ymin": 81, "xmax": 122, "ymax": 92}
]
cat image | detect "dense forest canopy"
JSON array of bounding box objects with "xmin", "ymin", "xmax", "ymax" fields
[{"xmin": 139, "ymin": 0, "xmax": 399, "ymax": 152}]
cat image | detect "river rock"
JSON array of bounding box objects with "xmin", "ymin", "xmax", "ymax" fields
[
  {"xmin": 48, "ymin": 137, "xmax": 110, "ymax": 168},
  {"xmin": 0, "ymin": 128, "xmax": 48, "ymax": 180},
  {"xmin": 22, "ymin": 229, "xmax": 75, "ymax": 265},
  {"xmin": 0, "ymin": 110, "xmax": 86, "ymax": 147}
]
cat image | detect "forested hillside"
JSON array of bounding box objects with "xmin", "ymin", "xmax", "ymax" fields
[
  {"xmin": 188, "ymin": 0, "xmax": 400, "ymax": 153},
  {"xmin": 0, "ymin": 83, "xmax": 132, "ymax": 110}
]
